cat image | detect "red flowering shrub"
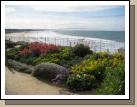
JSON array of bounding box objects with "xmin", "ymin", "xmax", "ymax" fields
[
  {"xmin": 20, "ymin": 42, "xmax": 60, "ymax": 57},
  {"xmin": 19, "ymin": 47, "xmax": 31, "ymax": 57}
]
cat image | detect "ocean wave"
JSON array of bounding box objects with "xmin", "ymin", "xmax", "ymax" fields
[{"xmin": 5, "ymin": 31, "xmax": 125, "ymax": 53}]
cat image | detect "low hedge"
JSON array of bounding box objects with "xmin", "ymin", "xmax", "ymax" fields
[
  {"xmin": 96, "ymin": 63, "xmax": 125, "ymax": 95},
  {"xmin": 5, "ymin": 40, "xmax": 16, "ymax": 49},
  {"xmin": 32, "ymin": 47, "xmax": 80, "ymax": 68},
  {"xmin": 32, "ymin": 62, "xmax": 70, "ymax": 84},
  {"xmin": 6, "ymin": 48, "xmax": 21, "ymax": 59},
  {"xmin": 7, "ymin": 59, "xmax": 33, "ymax": 74},
  {"xmin": 72, "ymin": 44, "xmax": 92, "ymax": 57},
  {"xmin": 66, "ymin": 74, "xmax": 97, "ymax": 91}
]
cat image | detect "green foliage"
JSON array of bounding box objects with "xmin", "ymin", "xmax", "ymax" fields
[
  {"xmin": 5, "ymin": 40, "xmax": 16, "ymax": 49},
  {"xmin": 7, "ymin": 44, "xmax": 92, "ymax": 69},
  {"xmin": 14, "ymin": 54, "xmax": 21, "ymax": 61},
  {"xmin": 59, "ymin": 56, "xmax": 82, "ymax": 69},
  {"xmin": 71, "ymin": 58, "xmax": 108, "ymax": 82},
  {"xmin": 6, "ymin": 47, "xmax": 22, "ymax": 59},
  {"xmin": 14, "ymin": 54, "xmax": 37, "ymax": 65},
  {"xmin": 6, "ymin": 43, "xmax": 27, "ymax": 60},
  {"xmin": 60, "ymin": 47, "xmax": 74, "ymax": 60},
  {"xmin": 32, "ymin": 53, "xmax": 61, "ymax": 65},
  {"xmin": 71, "ymin": 52, "xmax": 124, "ymax": 81},
  {"xmin": 72, "ymin": 44, "xmax": 92, "ymax": 57},
  {"xmin": 69, "ymin": 51, "xmax": 124, "ymax": 92},
  {"xmin": 25, "ymin": 55, "xmax": 37, "ymax": 65},
  {"xmin": 83, "ymin": 54, "xmax": 92, "ymax": 60},
  {"xmin": 7, "ymin": 59, "xmax": 33, "ymax": 74},
  {"xmin": 112, "ymin": 52, "xmax": 124, "ymax": 60},
  {"xmin": 66, "ymin": 74, "xmax": 97, "ymax": 91},
  {"xmin": 96, "ymin": 63, "xmax": 125, "ymax": 95},
  {"xmin": 89, "ymin": 51, "xmax": 111, "ymax": 60},
  {"xmin": 6, "ymin": 42, "xmax": 125, "ymax": 94},
  {"xmin": 32, "ymin": 47, "xmax": 77, "ymax": 67}
]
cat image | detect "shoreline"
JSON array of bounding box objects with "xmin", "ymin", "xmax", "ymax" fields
[
  {"xmin": 5, "ymin": 30, "xmax": 125, "ymax": 42},
  {"xmin": 5, "ymin": 31, "xmax": 125, "ymax": 53}
]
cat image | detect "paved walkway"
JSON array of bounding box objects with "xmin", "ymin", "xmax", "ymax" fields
[
  {"xmin": 5, "ymin": 67, "xmax": 96, "ymax": 95},
  {"xmin": 5, "ymin": 67, "xmax": 70, "ymax": 95}
]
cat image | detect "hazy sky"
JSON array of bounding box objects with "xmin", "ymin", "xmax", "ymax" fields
[{"xmin": 5, "ymin": 5, "xmax": 125, "ymax": 31}]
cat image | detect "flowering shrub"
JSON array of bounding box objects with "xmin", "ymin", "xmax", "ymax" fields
[
  {"xmin": 19, "ymin": 47, "xmax": 31, "ymax": 57},
  {"xmin": 96, "ymin": 63, "xmax": 125, "ymax": 95},
  {"xmin": 68, "ymin": 52, "xmax": 124, "ymax": 91},
  {"xmin": 72, "ymin": 44, "xmax": 92, "ymax": 57},
  {"xmin": 19, "ymin": 42, "xmax": 60, "ymax": 57},
  {"xmin": 32, "ymin": 62, "xmax": 69, "ymax": 84},
  {"xmin": 32, "ymin": 47, "xmax": 81, "ymax": 68},
  {"xmin": 6, "ymin": 47, "xmax": 23, "ymax": 59},
  {"xmin": 71, "ymin": 58, "xmax": 108, "ymax": 82},
  {"xmin": 66, "ymin": 74, "xmax": 97, "ymax": 91}
]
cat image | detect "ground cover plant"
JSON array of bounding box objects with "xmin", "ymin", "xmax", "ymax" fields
[
  {"xmin": 32, "ymin": 62, "xmax": 70, "ymax": 85},
  {"xmin": 67, "ymin": 52, "xmax": 125, "ymax": 94},
  {"xmin": 6, "ymin": 41, "xmax": 125, "ymax": 94}
]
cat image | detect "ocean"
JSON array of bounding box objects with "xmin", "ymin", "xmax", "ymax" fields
[
  {"xmin": 5, "ymin": 30, "xmax": 125, "ymax": 52},
  {"xmin": 53, "ymin": 30, "xmax": 125, "ymax": 42}
]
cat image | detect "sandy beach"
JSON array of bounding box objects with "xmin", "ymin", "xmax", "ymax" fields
[{"xmin": 5, "ymin": 31, "xmax": 125, "ymax": 53}]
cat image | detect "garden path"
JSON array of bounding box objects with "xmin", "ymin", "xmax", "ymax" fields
[
  {"xmin": 5, "ymin": 67, "xmax": 72, "ymax": 95},
  {"xmin": 5, "ymin": 67, "xmax": 96, "ymax": 95}
]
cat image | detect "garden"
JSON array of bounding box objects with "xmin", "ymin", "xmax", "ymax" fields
[{"xmin": 6, "ymin": 40, "xmax": 125, "ymax": 95}]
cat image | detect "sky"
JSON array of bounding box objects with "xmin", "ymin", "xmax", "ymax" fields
[{"xmin": 5, "ymin": 5, "xmax": 125, "ymax": 31}]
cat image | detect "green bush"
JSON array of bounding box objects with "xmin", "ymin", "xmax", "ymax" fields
[
  {"xmin": 66, "ymin": 74, "xmax": 97, "ymax": 91},
  {"xmin": 32, "ymin": 54, "xmax": 61, "ymax": 65},
  {"xmin": 25, "ymin": 55, "xmax": 37, "ymax": 65},
  {"xmin": 5, "ymin": 40, "xmax": 16, "ymax": 49},
  {"xmin": 32, "ymin": 47, "xmax": 75, "ymax": 66},
  {"xmin": 32, "ymin": 62, "xmax": 69, "ymax": 84},
  {"xmin": 59, "ymin": 56, "xmax": 83, "ymax": 68},
  {"xmin": 14, "ymin": 54, "xmax": 21, "ymax": 61},
  {"xmin": 17, "ymin": 56, "xmax": 27, "ymax": 63},
  {"xmin": 112, "ymin": 52, "xmax": 124, "ymax": 60},
  {"xmin": 96, "ymin": 63, "xmax": 125, "ymax": 95},
  {"xmin": 61, "ymin": 47, "xmax": 74, "ymax": 60},
  {"xmin": 32, "ymin": 56, "xmax": 46, "ymax": 65},
  {"xmin": 6, "ymin": 47, "xmax": 21, "ymax": 59},
  {"xmin": 72, "ymin": 44, "xmax": 92, "ymax": 57},
  {"xmin": 83, "ymin": 54, "xmax": 92, "ymax": 60},
  {"xmin": 89, "ymin": 51, "xmax": 111, "ymax": 60},
  {"xmin": 14, "ymin": 54, "xmax": 37, "ymax": 65},
  {"xmin": 7, "ymin": 59, "xmax": 33, "ymax": 74},
  {"xmin": 71, "ymin": 52, "xmax": 124, "ymax": 83},
  {"xmin": 9, "ymin": 46, "xmax": 84, "ymax": 68},
  {"xmin": 71, "ymin": 58, "xmax": 108, "ymax": 82}
]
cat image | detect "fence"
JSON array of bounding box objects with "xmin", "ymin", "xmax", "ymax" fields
[{"xmin": 5, "ymin": 35, "xmax": 125, "ymax": 53}]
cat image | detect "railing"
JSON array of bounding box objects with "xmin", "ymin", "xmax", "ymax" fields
[{"xmin": 5, "ymin": 35, "xmax": 125, "ymax": 53}]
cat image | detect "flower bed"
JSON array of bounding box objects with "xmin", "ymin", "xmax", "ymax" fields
[
  {"xmin": 20, "ymin": 42, "xmax": 60, "ymax": 57},
  {"xmin": 6, "ymin": 41, "xmax": 125, "ymax": 94}
]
